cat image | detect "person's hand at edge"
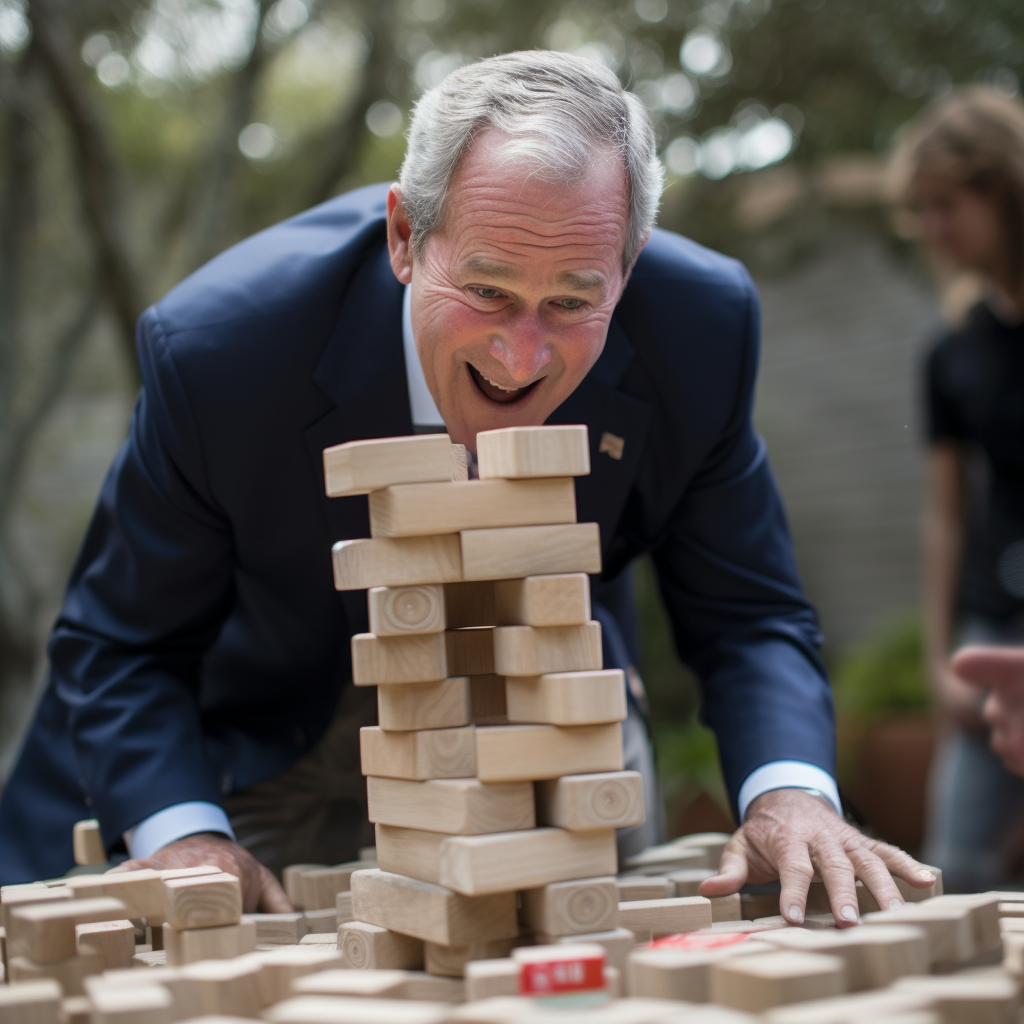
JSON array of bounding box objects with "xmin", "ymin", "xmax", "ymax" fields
[
  {"xmin": 954, "ymin": 644, "xmax": 1024, "ymax": 775},
  {"xmin": 107, "ymin": 832, "xmax": 291, "ymax": 913},
  {"xmin": 698, "ymin": 788, "xmax": 936, "ymax": 928}
]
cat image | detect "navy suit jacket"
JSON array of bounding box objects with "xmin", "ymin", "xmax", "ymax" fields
[{"xmin": 0, "ymin": 183, "xmax": 835, "ymax": 884}]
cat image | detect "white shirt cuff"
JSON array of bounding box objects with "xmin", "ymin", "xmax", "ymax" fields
[
  {"xmin": 123, "ymin": 801, "xmax": 235, "ymax": 860},
  {"xmin": 737, "ymin": 761, "xmax": 842, "ymax": 821}
]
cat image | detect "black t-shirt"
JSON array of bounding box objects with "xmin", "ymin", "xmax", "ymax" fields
[{"xmin": 926, "ymin": 301, "xmax": 1024, "ymax": 621}]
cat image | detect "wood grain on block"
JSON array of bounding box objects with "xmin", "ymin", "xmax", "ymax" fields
[
  {"xmin": 8, "ymin": 896, "xmax": 127, "ymax": 963},
  {"xmin": 75, "ymin": 919, "xmax": 134, "ymax": 970},
  {"xmin": 710, "ymin": 951, "xmax": 847, "ymax": 1013},
  {"xmin": 706, "ymin": 916, "xmax": 792, "ymax": 935},
  {"xmin": 492, "ymin": 622, "xmax": 602, "ymax": 677},
  {"xmin": 860, "ymin": 904, "xmax": 974, "ymax": 969},
  {"xmin": 493, "ymin": 574, "xmax": 591, "ymax": 627},
  {"xmin": 464, "ymin": 958, "xmax": 519, "ymax": 1001},
  {"xmin": 155, "ymin": 866, "xmax": 222, "ymax": 881},
  {"xmin": 460, "ymin": 523, "xmax": 601, "ymax": 581},
  {"xmin": 709, "ymin": 894, "xmax": 742, "ymax": 923},
  {"xmin": 378, "ymin": 678, "xmax": 471, "ymax": 731},
  {"xmin": 292, "ymin": 969, "xmax": 410, "ymax": 998},
  {"xmin": 266, "ymin": 995, "xmax": 450, "ymax": 1024},
  {"xmin": 337, "ymin": 892, "xmax": 354, "ymax": 925},
  {"xmin": 304, "ymin": 908, "xmax": 340, "ymax": 933},
  {"xmin": 616, "ymin": 877, "xmax": 674, "ymax": 902},
  {"xmin": 251, "ymin": 945, "xmax": 343, "ymax": 1004},
  {"xmin": 476, "ymin": 426, "xmax": 590, "ymax": 480},
  {"xmin": 375, "ymin": 825, "xmax": 447, "ymax": 886},
  {"xmin": 445, "ymin": 629, "xmax": 495, "ymax": 677},
  {"xmin": 351, "ymin": 633, "xmax": 447, "ymax": 686},
  {"xmin": 368, "ymin": 478, "xmax": 577, "ymax": 538},
  {"xmin": 894, "ymin": 974, "xmax": 1018, "ymax": 1024},
  {"xmin": 72, "ymin": 820, "xmax": 105, "ymax": 867},
  {"xmin": 88, "ymin": 984, "xmax": 173, "ymax": 1024},
  {"xmin": 628, "ymin": 941, "xmax": 773, "ymax": 1002},
  {"xmin": 530, "ymin": 928, "xmax": 636, "ymax": 974},
  {"xmin": 366, "ymin": 777, "xmax": 535, "ymax": 835},
  {"xmin": 760, "ymin": 988, "xmax": 937, "ymax": 1024},
  {"xmin": 0, "ymin": 886, "xmax": 72, "ymax": 933},
  {"xmin": 398, "ymin": 973, "xmax": 466, "ymax": 1002},
  {"xmin": 338, "ymin": 921, "xmax": 424, "ymax": 971},
  {"xmin": 332, "ymin": 536, "xmax": 462, "ymax": 591},
  {"xmin": 242, "ymin": 912, "xmax": 309, "ymax": 944},
  {"xmin": 323, "ymin": 434, "xmax": 457, "ymax": 498},
  {"xmin": 368, "ymin": 585, "xmax": 445, "ymax": 636},
  {"xmin": 424, "ymin": 937, "xmax": 518, "ymax": 978},
  {"xmin": 300, "ymin": 933, "xmax": 339, "ymax": 945},
  {"xmin": 519, "ymin": 878, "xmax": 619, "ymax": 936},
  {"xmin": 360, "ymin": 725, "xmax": 476, "ymax": 780},
  {"xmin": 7, "ymin": 952, "xmax": 102, "ymax": 997},
  {"xmin": 131, "ymin": 950, "xmax": 167, "ymax": 968},
  {"xmin": 474, "ymin": 723, "xmax": 623, "ymax": 783},
  {"xmin": 179, "ymin": 957, "xmax": 263, "ymax": 1018},
  {"xmin": 506, "ymin": 670, "xmax": 625, "ymax": 726},
  {"xmin": 617, "ymin": 897, "xmax": 712, "ymax": 939},
  {"xmin": 924, "ymin": 893, "xmax": 1001, "ymax": 955},
  {"xmin": 535, "ymin": 771, "xmax": 644, "ymax": 831},
  {"xmin": 350, "ymin": 868, "xmax": 517, "ymax": 946},
  {"xmin": 0, "ymin": 979, "xmax": 61, "ymax": 1024},
  {"xmin": 162, "ymin": 919, "xmax": 256, "ymax": 965},
  {"xmin": 444, "ymin": 581, "xmax": 496, "ymax": 629},
  {"xmin": 300, "ymin": 865, "xmax": 362, "ymax": 911},
  {"xmin": 470, "ymin": 675, "xmax": 508, "ymax": 726},
  {"xmin": 65, "ymin": 869, "xmax": 165, "ymax": 919},
  {"xmin": 163, "ymin": 872, "xmax": 241, "ymax": 930},
  {"xmin": 283, "ymin": 865, "xmax": 327, "ymax": 910}
]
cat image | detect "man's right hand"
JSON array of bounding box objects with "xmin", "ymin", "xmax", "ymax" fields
[
  {"xmin": 954, "ymin": 644, "xmax": 1024, "ymax": 775},
  {"xmin": 108, "ymin": 832, "xmax": 292, "ymax": 913}
]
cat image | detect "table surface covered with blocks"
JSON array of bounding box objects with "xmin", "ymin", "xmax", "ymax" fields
[{"xmin": 3, "ymin": 426, "xmax": 1023, "ymax": 1024}]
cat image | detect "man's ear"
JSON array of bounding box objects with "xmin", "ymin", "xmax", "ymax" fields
[{"xmin": 386, "ymin": 184, "xmax": 414, "ymax": 285}]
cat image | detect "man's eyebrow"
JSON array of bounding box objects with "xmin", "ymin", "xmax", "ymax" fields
[
  {"xmin": 461, "ymin": 256, "xmax": 522, "ymax": 281},
  {"xmin": 555, "ymin": 269, "xmax": 607, "ymax": 292}
]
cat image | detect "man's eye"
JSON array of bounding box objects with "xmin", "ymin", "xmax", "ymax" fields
[
  {"xmin": 473, "ymin": 288, "xmax": 501, "ymax": 299},
  {"xmin": 559, "ymin": 298, "xmax": 585, "ymax": 310}
]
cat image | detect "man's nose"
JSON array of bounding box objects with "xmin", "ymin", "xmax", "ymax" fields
[{"xmin": 488, "ymin": 318, "xmax": 553, "ymax": 383}]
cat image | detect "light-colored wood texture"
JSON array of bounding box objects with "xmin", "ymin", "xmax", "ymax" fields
[
  {"xmin": 251, "ymin": 946, "xmax": 344, "ymax": 1003},
  {"xmin": 292, "ymin": 969, "xmax": 410, "ymax": 998},
  {"xmin": 463, "ymin": 958, "xmax": 519, "ymax": 1001},
  {"xmin": 443, "ymin": 582, "xmax": 496, "ymax": 628},
  {"xmin": 926, "ymin": 893, "xmax": 1001, "ymax": 955},
  {"xmin": 460, "ymin": 523, "xmax": 601, "ymax": 581},
  {"xmin": 337, "ymin": 891, "xmax": 354, "ymax": 925},
  {"xmin": 162, "ymin": 872, "xmax": 241, "ymax": 930},
  {"xmin": 476, "ymin": 426, "xmax": 590, "ymax": 480},
  {"xmin": 242, "ymin": 912, "xmax": 309, "ymax": 944},
  {"xmin": 423, "ymin": 937, "xmax": 518, "ymax": 978},
  {"xmin": 374, "ymin": 824, "xmax": 447, "ymax": 886},
  {"xmin": 304, "ymin": 908, "xmax": 340, "ymax": 934},
  {"xmin": 266, "ymin": 995, "xmax": 449, "ymax": 1024},
  {"xmin": 283, "ymin": 865, "xmax": 327, "ymax": 910},
  {"xmin": 894, "ymin": 974, "xmax": 1018, "ymax": 1024},
  {"xmin": 162, "ymin": 919, "xmax": 256, "ymax": 966},
  {"xmin": 616, "ymin": 877, "xmax": 674, "ymax": 902},
  {"xmin": 617, "ymin": 897, "xmax": 712, "ymax": 939},
  {"xmin": 351, "ymin": 633, "xmax": 447, "ymax": 686},
  {"xmin": 626, "ymin": 834, "xmax": 732, "ymax": 874},
  {"xmin": 505, "ymin": 670, "xmax": 625, "ymax": 725},
  {"xmin": 474, "ymin": 723, "xmax": 623, "ymax": 783},
  {"xmin": 368, "ymin": 586, "xmax": 446, "ymax": 636},
  {"xmin": 300, "ymin": 865, "xmax": 362, "ymax": 911},
  {"xmin": 493, "ymin": 574, "xmax": 591, "ymax": 627},
  {"xmin": 529, "ymin": 927, "xmax": 636, "ymax": 974},
  {"xmin": 368, "ymin": 478, "xmax": 576, "ymax": 538},
  {"xmin": 451, "ymin": 444, "xmax": 468, "ymax": 481},
  {"xmin": 0, "ymin": 886, "xmax": 72, "ymax": 933},
  {"xmin": 8, "ymin": 896, "xmax": 127, "ymax": 963},
  {"xmin": 519, "ymin": 878, "xmax": 619, "ymax": 936},
  {"xmin": 709, "ymin": 950, "xmax": 847, "ymax": 1013},
  {"xmin": 535, "ymin": 771, "xmax": 644, "ymax": 831},
  {"xmin": 377, "ymin": 678, "xmax": 470, "ymax": 731},
  {"xmin": 760, "ymin": 989, "xmax": 937, "ymax": 1024},
  {"xmin": 82, "ymin": 969, "xmax": 203, "ymax": 1022},
  {"xmin": 469, "ymin": 675, "xmax": 507, "ymax": 725},
  {"xmin": 155, "ymin": 866, "xmax": 221, "ymax": 881},
  {"xmin": 338, "ymin": 922, "xmax": 424, "ymax": 971},
  {"xmin": 323, "ymin": 434, "xmax": 457, "ymax": 498},
  {"xmin": 0, "ymin": 979, "xmax": 62, "ymax": 1024},
  {"xmin": 71, "ymin": 820, "xmax": 105, "ymax": 867},
  {"xmin": 179, "ymin": 957, "xmax": 263, "ymax": 1018},
  {"xmin": 667, "ymin": 868, "xmax": 716, "ymax": 896},
  {"xmin": 64, "ymin": 869, "xmax": 165, "ymax": 919},
  {"xmin": 87, "ymin": 983, "xmax": 174, "ymax": 1024},
  {"xmin": 350, "ymin": 868, "xmax": 517, "ymax": 946},
  {"xmin": 360, "ymin": 725, "xmax": 476, "ymax": 780},
  {"xmin": 74, "ymin": 919, "xmax": 134, "ymax": 971},
  {"xmin": 445, "ymin": 629, "xmax": 495, "ymax": 677},
  {"xmin": 860, "ymin": 904, "xmax": 974, "ymax": 969},
  {"xmin": 710, "ymin": 894, "xmax": 742, "ymax": 923},
  {"xmin": 7, "ymin": 952, "xmax": 103, "ymax": 997},
  {"xmin": 332, "ymin": 536, "xmax": 462, "ymax": 591},
  {"xmin": 492, "ymin": 622, "xmax": 602, "ymax": 677},
  {"xmin": 366, "ymin": 777, "xmax": 535, "ymax": 835},
  {"xmin": 628, "ymin": 941, "xmax": 773, "ymax": 1002}
]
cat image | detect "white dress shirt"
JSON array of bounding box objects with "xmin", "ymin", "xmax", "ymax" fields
[{"xmin": 123, "ymin": 285, "xmax": 839, "ymax": 858}]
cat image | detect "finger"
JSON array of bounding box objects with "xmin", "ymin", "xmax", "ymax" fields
[
  {"xmin": 952, "ymin": 646, "xmax": 1024, "ymax": 689},
  {"xmin": 813, "ymin": 842, "xmax": 860, "ymax": 927},
  {"xmin": 258, "ymin": 865, "xmax": 293, "ymax": 913},
  {"xmin": 869, "ymin": 839, "xmax": 938, "ymax": 890},
  {"xmin": 846, "ymin": 846, "xmax": 903, "ymax": 913},
  {"xmin": 775, "ymin": 842, "xmax": 815, "ymax": 925},
  {"xmin": 699, "ymin": 837, "xmax": 750, "ymax": 898}
]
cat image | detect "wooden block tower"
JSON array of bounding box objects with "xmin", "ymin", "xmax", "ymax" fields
[{"xmin": 326, "ymin": 425, "xmax": 645, "ymax": 976}]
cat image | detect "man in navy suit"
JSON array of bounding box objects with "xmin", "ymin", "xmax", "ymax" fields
[{"xmin": 0, "ymin": 51, "xmax": 933, "ymax": 921}]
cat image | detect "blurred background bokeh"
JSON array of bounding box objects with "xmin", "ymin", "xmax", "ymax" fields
[{"xmin": 1, "ymin": 0, "xmax": 1021, "ymax": 854}]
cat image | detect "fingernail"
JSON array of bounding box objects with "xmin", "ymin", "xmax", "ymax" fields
[
  {"xmin": 840, "ymin": 905, "xmax": 858, "ymax": 922},
  {"xmin": 919, "ymin": 870, "xmax": 936, "ymax": 883},
  {"xmin": 788, "ymin": 905, "xmax": 804, "ymax": 923},
  {"xmin": 888, "ymin": 898, "xmax": 904, "ymax": 911}
]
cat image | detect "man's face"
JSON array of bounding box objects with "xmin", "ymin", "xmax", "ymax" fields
[{"xmin": 387, "ymin": 129, "xmax": 633, "ymax": 450}]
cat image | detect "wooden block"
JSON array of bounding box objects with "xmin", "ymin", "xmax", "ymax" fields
[
  {"xmin": 860, "ymin": 904, "xmax": 974, "ymax": 969},
  {"xmin": 162, "ymin": 872, "xmax": 241, "ymax": 930},
  {"xmin": 492, "ymin": 622, "xmax": 602, "ymax": 677},
  {"xmin": 88, "ymin": 984, "xmax": 173, "ymax": 1024},
  {"xmin": 300, "ymin": 866, "xmax": 362, "ymax": 911},
  {"xmin": 476, "ymin": 426, "xmax": 590, "ymax": 480},
  {"xmin": 460, "ymin": 524, "xmax": 601, "ymax": 581},
  {"xmin": 366, "ymin": 777, "xmax": 535, "ymax": 835},
  {"xmin": 83, "ymin": 966, "xmax": 220, "ymax": 1021},
  {"xmin": 424, "ymin": 937, "xmax": 517, "ymax": 978},
  {"xmin": 7, "ymin": 952, "xmax": 103, "ymax": 997},
  {"xmin": 65, "ymin": 870, "xmax": 165, "ymax": 919},
  {"xmin": 358, "ymin": 847, "xmax": 377, "ymax": 863},
  {"xmin": 368, "ymin": 586, "xmax": 445, "ymax": 636},
  {"xmin": 323, "ymin": 434, "xmax": 458, "ymax": 498},
  {"xmin": 0, "ymin": 978, "xmax": 61, "ymax": 1024},
  {"xmin": 265, "ymin": 995, "xmax": 450, "ymax": 1024},
  {"xmin": 506, "ymin": 671, "xmax": 625, "ymax": 726},
  {"xmin": 761, "ymin": 988, "xmax": 937, "ymax": 1024},
  {"xmin": 378, "ymin": 675, "xmax": 468, "ymax": 733},
  {"xmin": 72, "ymin": 820, "xmax": 105, "ymax": 867},
  {"xmin": 706, "ymin": 916, "xmax": 792, "ymax": 935},
  {"xmin": 1, "ymin": 887, "xmax": 73, "ymax": 933},
  {"xmin": 616, "ymin": 877, "xmax": 674, "ymax": 902},
  {"xmin": 924, "ymin": 893, "xmax": 1001, "ymax": 955},
  {"xmin": 519, "ymin": 878, "xmax": 619, "ymax": 936},
  {"xmin": 374, "ymin": 825, "xmax": 446, "ymax": 886},
  {"xmin": 474, "ymin": 723, "xmax": 623, "ymax": 782},
  {"xmin": 445, "ymin": 629, "xmax": 495, "ymax": 677},
  {"xmin": 741, "ymin": 893, "xmax": 781, "ymax": 921},
  {"xmin": 666, "ymin": 869, "xmax": 716, "ymax": 897},
  {"xmin": 75, "ymin": 919, "xmax": 135, "ymax": 970},
  {"xmin": 337, "ymin": 893, "xmax": 354, "ymax": 925},
  {"xmin": 493, "ymin": 574, "xmax": 591, "ymax": 627},
  {"xmin": 332, "ymin": 536, "xmax": 462, "ymax": 591},
  {"xmin": 617, "ymin": 897, "xmax": 712, "ymax": 939},
  {"xmin": 624, "ymin": 846, "xmax": 717, "ymax": 876},
  {"xmin": 452, "ymin": 444, "xmax": 468, "ymax": 481},
  {"xmin": 470, "ymin": 675, "xmax": 508, "ymax": 725},
  {"xmin": 397, "ymin": 972, "xmax": 466, "ymax": 1002},
  {"xmin": 628, "ymin": 941, "xmax": 773, "ymax": 1002},
  {"xmin": 530, "ymin": 927, "xmax": 636, "ymax": 974},
  {"xmin": 368, "ymin": 478, "xmax": 576, "ymax": 538},
  {"xmin": 338, "ymin": 922, "xmax": 424, "ymax": 970},
  {"xmin": 464, "ymin": 958, "xmax": 519, "ymax": 1001},
  {"xmin": 535, "ymin": 771, "xmax": 644, "ymax": 831},
  {"xmin": 710, "ymin": 894, "xmax": 742, "ymax": 923},
  {"xmin": 162, "ymin": 919, "xmax": 256, "ymax": 965},
  {"xmin": 155, "ymin": 867, "xmax": 221, "ymax": 881},
  {"xmin": 178, "ymin": 957, "xmax": 262, "ymax": 1018},
  {"xmin": 304, "ymin": 908, "xmax": 340, "ymax": 934},
  {"xmin": 444, "ymin": 582, "xmax": 496, "ymax": 628},
  {"xmin": 300, "ymin": 932, "xmax": 339, "ymax": 945},
  {"xmin": 351, "ymin": 633, "xmax": 447, "ymax": 686},
  {"xmin": 283, "ymin": 865, "xmax": 327, "ymax": 910},
  {"xmin": 893, "ymin": 974, "xmax": 1018, "ymax": 1024},
  {"xmin": 360, "ymin": 725, "xmax": 476, "ymax": 780},
  {"xmin": 60, "ymin": 996, "xmax": 90, "ymax": 1024},
  {"xmin": 252, "ymin": 945, "xmax": 344, "ymax": 1003},
  {"xmin": 710, "ymin": 950, "xmax": 847, "ymax": 1012},
  {"xmin": 350, "ymin": 868, "xmax": 517, "ymax": 946},
  {"xmin": 131, "ymin": 951, "xmax": 166, "ymax": 968},
  {"xmin": 242, "ymin": 912, "xmax": 309, "ymax": 944},
  {"xmin": 8, "ymin": 896, "xmax": 128, "ymax": 963},
  {"xmin": 292, "ymin": 969, "xmax": 410, "ymax": 998}
]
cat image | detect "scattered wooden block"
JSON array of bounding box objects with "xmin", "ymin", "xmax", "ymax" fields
[
  {"xmin": 283, "ymin": 865, "xmax": 327, "ymax": 910},
  {"xmin": 470, "ymin": 676, "xmax": 508, "ymax": 726},
  {"xmin": 60, "ymin": 997, "xmax": 90, "ymax": 1024},
  {"xmin": 476, "ymin": 426, "xmax": 590, "ymax": 480},
  {"xmin": 179, "ymin": 957, "xmax": 263, "ymax": 1018},
  {"xmin": 628, "ymin": 940, "xmax": 773, "ymax": 1002},
  {"xmin": 493, "ymin": 574, "xmax": 591, "ymax": 627},
  {"xmin": 72, "ymin": 820, "xmax": 105, "ymax": 867},
  {"xmin": 7, "ymin": 951, "xmax": 102, "ymax": 996},
  {"xmin": 300, "ymin": 866, "xmax": 362, "ymax": 911},
  {"xmin": 154, "ymin": 866, "xmax": 222, "ymax": 881},
  {"xmin": 378, "ymin": 678, "xmax": 471, "ymax": 731},
  {"xmin": 492, "ymin": 622, "xmax": 602, "ymax": 677},
  {"xmin": 505, "ymin": 670, "xmax": 626, "ymax": 726},
  {"xmin": 0, "ymin": 887, "xmax": 72, "ymax": 934},
  {"xmin": 323, "ymin": 434, "xmax": 458, "ymax": 498},
  {"xmin": 360, "ymin": 725, "xmax": 477, "ymax": 780},
  {"xmin": 424, "ymin": 937, "xmax": 518, "ymax": 978},
  {"xmin": 337, "ymin": 893, "xmax": 354, "ymax": 925},
  {"xmin": 760, "ymin": 988, "xmax": 936, "ymax": 1024},
  {"xmin": 617, "ymin": 897, "xmax": 712, "ymax": 939},
  {"xmin": 266, "ymin": 995, "xmax": 450, "ymax": 1024},
  {"xmin": 397, "ymin": 973, "xmax": 466, "ymax": 1002},
  {"xmin": 252, "ymin": 945, "xmax": 344, "ymax": 1003},
  {"xmin": 163, "ymin": 872, "xmax": 241, "ymax": 931},
  {"xmin": 667, "ymin": 869, "xmax": 718, "ymax": 896},
  {"xmin": 860, "ymin": 903, "xmax": 974, "ymax": 969},
  {"xmin": 893, "ymin": 974, "xmax": 1018, "ymax": 1024},
  {"xmin": 704, "ymin": 916, "xmax": 791, "ymax": 935},
  {"xmin": 366, "ymin": 777, "xmax": 535, "ymax": 835},
  {"xmin": 474, "ymin": 723, "xmax": 623, "ymax": 782},
  {"xmin": 460, "ymin": 523, "xmax": 601, "ymax": 581},
  {"xmin": 351, "ymin": 633, "xmax": 447, "ymax": 686},
  {"xmin": 242, "ymin": 912, "xmax": 309, "ymax": 945},
  {"xmin": 0, "ymin": 978, "xmax": 62, "ymax": 1024},
  {"xmin": 162, "ymin": 919, "xmax": 256, "ymax": 966},
  {"xmin": 337, "ymin": 922, "xmax": 424, "ymax": 970},
  {"xmin": 368, "ymin": 585, "xmax": 446, "ymax": 636},
  {"xmin": 535, "ymin": 771, "xmax": 644, "ymax": 830},
  {"xmin": 304, "ymin": 908, "xmax": 340, "ymax": 934},
  {"xmin": 88, "ymin": 984, "xmax": 174, "ymax": 1024},
  {"xmin": 616, "ymin": 877, "xmax": 674, "ymax": 902},
  {"xmin": 519, "ymin": 878, "xmax": 619, "ymax": 937},
  {"xmin": 292, "ymin": 969, "xmax": 410, "ymax": 998},
  {"xmin": 300, "ymin": 932, "xmax": 338, "ymax": 945},
  {"xmin": 8, "ymin": 896, "xmax": 128, "ymax": 963},
  {"xmin": 65, "ymin": 870, "xmax": 165, "ymax": 919},
  {"xmin": 75, "ymin": 919, "xmax": 135, "ymax": 970},
  {"xmin": 131, "ymin": 950, "xmax": 166, "ymax": 968},
  {"xmin": 623, "ymin": 845, "xmax": 716, "ymax": 876},
  {"xmin": 445, "ymin": 629, "xmax": 495, "ymax": 677},
  {"xmin": 444, "ymin": 582, "xmax": 496, "ymax": 629},
  {"xmin": 924, "ymin": 893, "xmax": 1001, "ymax": 955},
  {"xmin": 368, "ymin": 478, "xmax": 576, "ymax": 538},
  {"xmin": 529, "ymin": 927, "xmax": 636, "ymax": 974},
  {"xmin": 741, "ymin": 893, "xmax": 781, "ymax": 921},
  {"xmin": 332, "ymin": 535, "xmax": 462, "ymax": 591},
  {"xmin": 463, "ymin": 957, "xmax": 520, "ymax": 1001},
  {"xmin": 710, "ymin": 950, "xmax": 847, "ymax": 1012},
  {"xmin": 710, "ymin": 895, "xmax": 742, "ymax": 923},
  {"xmin": 351, "ymin": 869, "xmax": 517, "ymax": 946}
]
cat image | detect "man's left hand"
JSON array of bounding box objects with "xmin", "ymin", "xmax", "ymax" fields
[{"xmin": 699, "ymin": 788, "xmax": 936, "ymax": 927}]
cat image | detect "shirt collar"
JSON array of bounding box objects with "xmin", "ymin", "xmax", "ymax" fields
[{"xmin": 403, "ymin": 284, "xmax": 445, "ymax": 430}]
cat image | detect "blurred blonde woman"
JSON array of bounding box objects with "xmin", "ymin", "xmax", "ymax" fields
[{"xmin": 894, "ymin": 86, "xmax": 1024, "ymax": 890}]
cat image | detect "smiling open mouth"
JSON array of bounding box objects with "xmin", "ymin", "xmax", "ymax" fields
[{"xmin": 468, "ymin": 364, "xmax": 541, "ymax": 404}]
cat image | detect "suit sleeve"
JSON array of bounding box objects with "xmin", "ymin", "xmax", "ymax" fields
[
  {"xmin": 651, "ymin": 279, "xmax": 836, "ymax": 820},
  {"xmin": 48, "ymin": 307, "xmax": 235, "ymax": 843}
]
